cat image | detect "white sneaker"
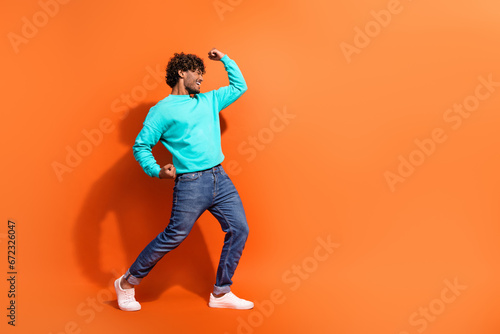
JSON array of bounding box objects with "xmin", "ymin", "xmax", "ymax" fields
[
  {"xmin": 114, "ymin": 276, "xmax": 141, "ymax": 311},
  {"xmin": 208, "ymin": 291, "xmax": 254, "ymax": 310}
]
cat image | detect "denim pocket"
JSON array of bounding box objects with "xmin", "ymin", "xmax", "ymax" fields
[{"xmin": 177, "ymin": 172, "xmax": 200, "ymax": 181}]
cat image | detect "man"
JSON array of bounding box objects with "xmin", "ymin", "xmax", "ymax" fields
[{"xmin": 114, "ymin": 48, "xmax": 253, "ymax": 311}]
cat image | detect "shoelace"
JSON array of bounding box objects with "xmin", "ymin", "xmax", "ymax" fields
[
  {"xmin": 216, "ymin": 292, "xmax": 245, "ymax": 305},
  {"xmin": 121, "ymin": 289, "xmax": 136, "ymax": 304}
]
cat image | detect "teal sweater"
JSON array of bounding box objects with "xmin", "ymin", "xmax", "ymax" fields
[{"xmin": 133, "ymin": 55, "xmax": 247, "ymax": 177}]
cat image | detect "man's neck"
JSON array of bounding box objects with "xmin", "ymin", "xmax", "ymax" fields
[{"xmin": 170, "ymin": 85, "xmax": 190, "ymax": 95}]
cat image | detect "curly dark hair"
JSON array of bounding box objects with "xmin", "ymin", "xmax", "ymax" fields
[{"xmin": 165, "ymin": 52, "xmax": 206, "ymax": 88}]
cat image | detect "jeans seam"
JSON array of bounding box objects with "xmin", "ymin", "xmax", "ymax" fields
[
  {"xmin": 213, "ymin": 205, "xmax": 233, "ymax": 285},
  {"xmin": 173, "ymin": 182, "xmax": 178, "ymax": 204},
  {"xmin": 213, "ymin": 172, "xmax": 217, "ymax": 200},
  {"xmin": 170, "ymin": 187, "xmax": 179, "ymax": 233}
]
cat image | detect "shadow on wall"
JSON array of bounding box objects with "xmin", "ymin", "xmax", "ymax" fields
[{"xmin": 73, "ymin": 102, "xmax": 228, "ymax": 302}]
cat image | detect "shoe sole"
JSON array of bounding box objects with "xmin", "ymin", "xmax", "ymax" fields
[{"xmin": 208, "ymin": 302, "xmax": 254, "ymax": 310}]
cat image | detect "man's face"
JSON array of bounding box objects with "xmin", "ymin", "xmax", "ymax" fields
[{"xmin": 183, "ymin": 68, "xmax": 203, "ymax": 94}]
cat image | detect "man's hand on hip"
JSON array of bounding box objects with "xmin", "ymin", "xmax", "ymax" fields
[
  {"xmin": 159, "ymin": 164, "xmax": 176, "ymax": 179},
  {"xmin": 208, "ymin": 48, "xmax": 225, "ymax": 61}
]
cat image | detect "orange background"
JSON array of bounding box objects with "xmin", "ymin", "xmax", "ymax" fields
[{"xmin": 2, "ymin": 0, "xmax": 500, "ymax": 333}]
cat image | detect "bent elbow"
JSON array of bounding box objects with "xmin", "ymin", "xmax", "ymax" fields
[{"xmin": 239, "ymin": 83, "xmax": 248, "ymax": 94}]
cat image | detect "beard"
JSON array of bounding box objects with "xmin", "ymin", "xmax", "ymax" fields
[{"xmin": 185, "ymin": 83, "xmax": 200, "ymax": 95}]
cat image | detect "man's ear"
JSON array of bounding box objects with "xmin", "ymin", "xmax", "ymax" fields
[{"xmin": 178, "ymin": 69, "xmax": 185, "ymax": 79}]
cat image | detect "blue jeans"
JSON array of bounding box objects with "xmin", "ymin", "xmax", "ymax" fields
[{"xmin": 124, "ymin": 164, "xmax": 249, "ymax": 295}]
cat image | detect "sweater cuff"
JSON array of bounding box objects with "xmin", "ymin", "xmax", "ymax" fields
[{"xmin": 151, "ymin": 165, "xmax": 161, "ymax": 178}]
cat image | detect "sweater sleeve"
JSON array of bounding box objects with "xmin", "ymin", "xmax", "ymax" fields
[
  {"xmin": 132, "ymin": 123, "xmax": 162, "ymax": 178},
  {"xmin": 213, "ymin": 54, "xmax": 248, "ymax": 111}
]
